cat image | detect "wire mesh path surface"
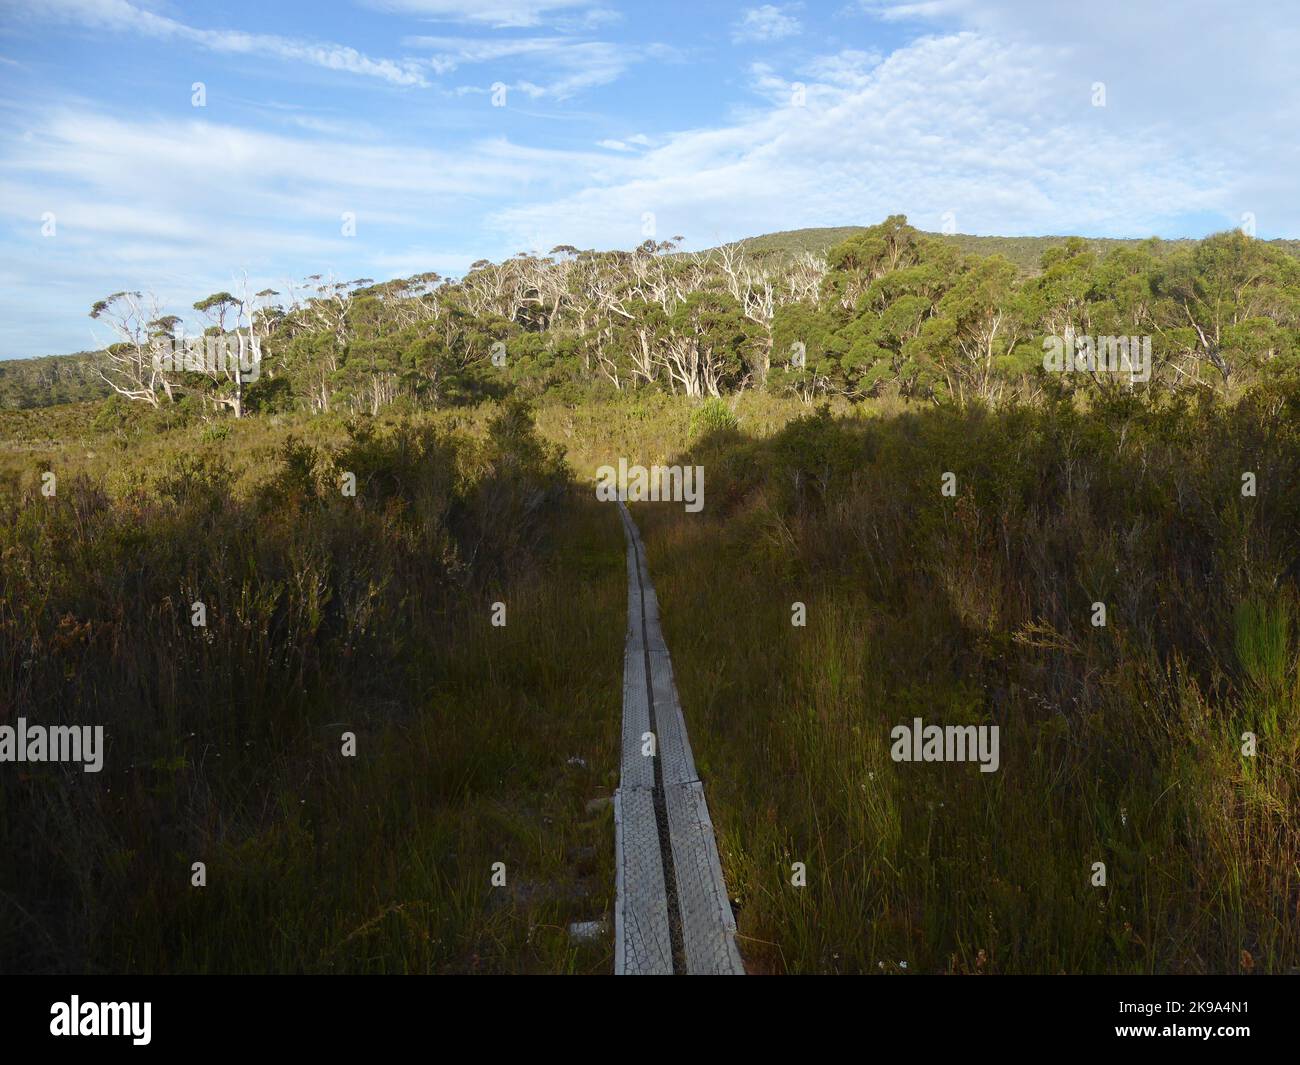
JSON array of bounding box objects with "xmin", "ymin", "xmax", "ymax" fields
[{"xmin": 613, "ymin": 502, "xmax": 745, "ymax": 976}]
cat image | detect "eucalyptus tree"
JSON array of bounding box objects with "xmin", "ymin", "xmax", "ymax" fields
[
  {"xmin": 905, "ymin": 255, "xmax": 1028, "ymax": 403},
  {"xmin": 90, "ymin": 290, "xmax": 177, "ymax": 407},
  {"xmin": 1152, "ymin": 231, "xmax": 1300, "ymax": 390}
]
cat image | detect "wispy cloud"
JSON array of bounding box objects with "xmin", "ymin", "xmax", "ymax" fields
[
  {"xmin": 3, "ymin": 0, "xmax": 1298, "ymax": 357},
  {"xmin": 405, "ymin": 33, "xmax": 653, "ymax": 96},
  {"xmin": 596, "ymin": 133, "xmax": 652, "ymax": 151},
  {"xmin": 26, "ymin": 0, "xmax": 433, "ymax": 87},
  {"xmin": 0, "ymin": 104, "xmax": 605, "ymax": 350},
  {"xmin": 368, "ymin": 0, "xmax": 606, "ymax": 29},
  {"xmin": 732, "ymin": 5, "xmax": 802, "ymax": 43},
  {"xmin": 491, "ymin": 32, "xmax": 1228, "ymax": 253}
]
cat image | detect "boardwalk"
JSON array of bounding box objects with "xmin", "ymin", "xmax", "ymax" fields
[{"xmin": 613, "ymin": 502, "xmax": 745, "ymax": 976}]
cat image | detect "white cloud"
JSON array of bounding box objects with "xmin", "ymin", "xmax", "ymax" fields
[
  {"xmin": 490, "ymin": 32, "xmax": 1231, "ymax": 254},
  {"xmin": 801, "ymin": 49, "xmax": 882, "ymax": 88},
  {"xmin": 596, "ymin": 133, "xmax": 651, "ymax": 152},
  {"xmin": 860, "ymin": 0, "xmax": 1300, "ymax": 132},
  {"xmin": 405, "ymin": 34, "xmax": 648, "ymax": 97},
  {"xmin": 0, "ymin": 106, "xmax": 606, "ymax": 352},
  {"xmin": 732, "ymin": 5, "xmax": 802, "ymax": 44},
  {"xmin": 859, "ymin": 0, "xmax": 1300, "ymax": 234},
  {"xmin": 5, "ymin": 0, "xmax": 1299, "ymax": 356},
  {"xmin": 21, "ymin": 1, "xmax": 646, "ymax": 99},
  {"xmin": 369, "ymin": 0, "xmax": 603, "ymax": 29},
  {"xmin": 26, "ymin": 0, "xmax": 432, "ymax": 87}
]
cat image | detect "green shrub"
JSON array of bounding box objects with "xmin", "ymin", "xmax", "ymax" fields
[
  {"xmin": 688, "ymin": 396, "xmax": 739, "ymax": 442},
  {"xmin": 1235, "ymin": 595, "xmax": 1296, "ymax": 706}
]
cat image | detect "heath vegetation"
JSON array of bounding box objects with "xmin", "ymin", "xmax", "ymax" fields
[{"xmin": 3, "ymin": 219, "xmax": 1299, "ymax": 973}]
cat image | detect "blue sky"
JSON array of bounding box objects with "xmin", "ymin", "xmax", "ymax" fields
[{"xmin": 1, "ymin": 0, "xmax": 1298, "ymax": 357}]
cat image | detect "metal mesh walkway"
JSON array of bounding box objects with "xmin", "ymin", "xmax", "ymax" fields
[{"xmin": 613, "ymin": 502, "xmax": 745, "ymax": 976}]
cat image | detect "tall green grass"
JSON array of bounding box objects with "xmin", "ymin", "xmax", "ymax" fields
[
  {"xmin": 635, "ymin": 386, "xmax": 1300, "ymax": 973},
  {"xmin": 7, "ymin": 381, "xmax": 1300, "ymax": 975},
  {"xmin": 0, "ymin": 403, "xmax": 626, "ymax": 973}
]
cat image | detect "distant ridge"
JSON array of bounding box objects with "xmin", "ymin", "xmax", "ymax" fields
[
  {"xmin": 728, "ymin": 226, "xmax": 1300, "ymax": 275},
  {"xmin": 0, "ymin": 350, "xmax": 109, "ymax": 410}
]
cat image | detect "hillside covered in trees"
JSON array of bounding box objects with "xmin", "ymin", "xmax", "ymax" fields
[
  {"xmin": 0, "ymin": 351, "xmax": 110, "ymax": 411},
  {"xmin": 79, "ymin": 216, "xmax": 1300, "ymax": 422}
]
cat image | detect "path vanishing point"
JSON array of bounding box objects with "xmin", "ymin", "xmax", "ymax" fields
[{"xmin": 613, "ymin": 502, "xmax": 746, "ymax": 975}]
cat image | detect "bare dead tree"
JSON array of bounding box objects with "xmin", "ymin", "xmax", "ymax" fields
[{"xmin": 90, "ymin": 290, "xmax": 177, "ymax": 407}]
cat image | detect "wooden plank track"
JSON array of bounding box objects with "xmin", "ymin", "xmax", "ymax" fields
[{"xmin": 613, "ymin": 502, "xmax": 745, "ymax": 976}]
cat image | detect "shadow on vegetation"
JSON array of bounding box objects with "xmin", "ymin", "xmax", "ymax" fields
[
  {"xmin": 633, "ymin": 381, "xmax": 1300, "ymax": 973},
  {"xmin": 0, "ymin": 400, "xmax": 625, "ymax": 974}
]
